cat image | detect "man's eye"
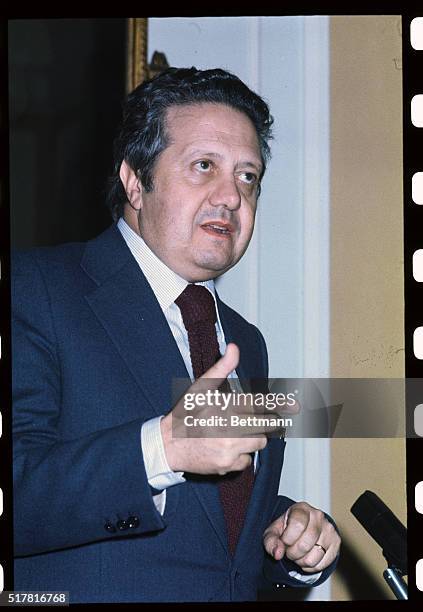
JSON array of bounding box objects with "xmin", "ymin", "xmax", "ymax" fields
[
  {"xmin": 239, "ymin": 172, "xmax": 257, "ymax": 184},
  {"xmin": 195, "ymin": 160, "xmax": 212, "ymax": 172}
]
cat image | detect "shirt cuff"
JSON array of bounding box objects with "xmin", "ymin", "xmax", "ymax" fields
[
  {"xmin": 287, "ymin": 570, "xmax": 322, "ymax": 584},
  {"xmin": 152, "ymin": 489, "xmax": 166, "ymax": 515},
  {"xmin": 141, "ymin": 416, "xmax": 186, "ymax": 490}
]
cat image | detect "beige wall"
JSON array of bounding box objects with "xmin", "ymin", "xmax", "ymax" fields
[{"xmin": 329, "ymin": 16, "xmax": 405, "ymax": 600}]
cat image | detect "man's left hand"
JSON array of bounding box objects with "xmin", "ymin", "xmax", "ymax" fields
[{"xmin": 263, "ymin": 501, "xmax": 341, "ymax": 573}]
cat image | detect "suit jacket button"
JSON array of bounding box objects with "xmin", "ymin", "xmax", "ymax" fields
[
  {"xmin": 128, "ymin": 516, "xmax": 140, "ymax": 528},
  {"xmin": 104, "ymin": 522, "xmax": 117, "ymax": 533},
  {"xmin": 116, "ymin": 519, "xmax": 129, "ymax": 531}
]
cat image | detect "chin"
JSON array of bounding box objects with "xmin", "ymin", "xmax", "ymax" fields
[
  {"xmin": 195, "ymin": 249, "xmax": 234, "ymax": 268},
  {"xmin": 182, "ymin": 260, "xmax": 225, "ymax": 281},
  {"xmin": 196, "ymin": 262, "xmax": 235, "ymax": 281}
]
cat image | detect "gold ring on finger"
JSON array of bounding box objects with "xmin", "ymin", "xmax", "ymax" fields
[{"xmin": 313, "ymin": 543, "xmax": 327, "ymax": 555}]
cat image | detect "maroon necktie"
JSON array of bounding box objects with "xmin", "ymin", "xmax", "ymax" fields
[{"xmin": 175, "ymin": 284, "xmax": 254, "ymax": 555}]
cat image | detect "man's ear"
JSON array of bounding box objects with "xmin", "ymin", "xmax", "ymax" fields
[{"xmin": 119, "ymin": 160, "xmax": 142, "ymax": 211}]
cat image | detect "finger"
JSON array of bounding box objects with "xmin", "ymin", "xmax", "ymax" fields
[
  {"xmin": 284, "ymin": 522, "xmax": 320, "ymax": 561},
  {"xmin": 271, "ymin": 541, "xmax": 286, "ymax": 561},
  {"xmin": 291, "ymin": 523, "xmax": 341, "ymax": 572},
  {"xmin": 294, "ymin": 540, "xmax": 339, "ymax": 573},
  {"xmin": 229, "ymin": 452, "xmax": 254, "ymax": 472},
  {"xmin": 297, "ymin": 519, "xmax": 341, "ymax": 573},
  {"xmin": 293, "ymin": 542, "xmax": 326, "ymax": 569},
  {"xmin": 276, "ymin": 399, "xmax": 301, "ymax": 416},
  {"xmin": 283, "ymin": 505, "xmax": 326, "ymax": 560},
  {"xmin": 217, "ymin": 437, "xmax": 267, "ymax": 470},
  {"xmin": 263, "ymin": 516, "xmax": 286, "ymax": 559},
  {"xmin": 280, "ymin": 506, "xmax": 310, "ymax": 547},
  {"xmin": 263, "ymin": 515, "xmax": 285, "ymax": 540},
  {"xmin": 263, "ymin": 532, "xmax": 283, "ymax": 558},
  {"xmin": 238, "ymin": 435, "xmax": 268, "ymax": 453}
]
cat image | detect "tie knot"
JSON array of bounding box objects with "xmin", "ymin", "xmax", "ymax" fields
[{"xmin": 175, "ymin": 284, "xmax": 217, "ymax": 330}]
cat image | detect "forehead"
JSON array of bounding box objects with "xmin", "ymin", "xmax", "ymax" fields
[{"xmin": 164, "ymin": 103, "xmax": 261, "ymax": 160}]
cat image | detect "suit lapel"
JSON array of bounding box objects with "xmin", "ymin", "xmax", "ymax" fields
[{"xmin": 81, "ymin": 225, "xmax": 189, "ymax": 418}]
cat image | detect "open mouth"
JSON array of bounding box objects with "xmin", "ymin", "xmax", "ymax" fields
[{"xmin": 200, "ymin": 221, "xmax": 234, "ymax": 237}]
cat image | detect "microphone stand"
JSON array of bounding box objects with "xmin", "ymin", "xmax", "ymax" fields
[{"xmin": 383, "ymin": 565, "xmax": 408, "ymax": 600}]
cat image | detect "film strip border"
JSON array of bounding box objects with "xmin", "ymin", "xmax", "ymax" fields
[
  {"xmin": 0, "ymin": 18, "xmax": 12, "ymax": 594},
  {"xmin": 0, "ymin": 302, "xmax": 12, "ymax": 591},
  {"xmin": 0, "ymin": 9, "xmax": 421, "ymax": 604},
  {"xmin": 405, "ymin": 12, "xmax": 423, "ymax": 600}
]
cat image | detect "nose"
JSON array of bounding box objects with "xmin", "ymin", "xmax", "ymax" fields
[{"xmin": 208, "ymin": 174, "xmax": 241, "ymax": 210}]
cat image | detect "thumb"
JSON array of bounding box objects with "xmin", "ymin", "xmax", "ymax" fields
[
  {"xmin": 203, "ymin": 343, "xmax": 239, "ymax": 379},
  {"xmin": 192, "ymin": 343, "xmax": 239, "ymax": 394}
]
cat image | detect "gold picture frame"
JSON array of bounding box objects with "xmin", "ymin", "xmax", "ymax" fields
[
  {"xmin": 126, "ymin": 18, "xmax": 148, "ymax": 93},
  {"xmin": 126, "ymin": 18, "xmax": 170, "ymax": 93}
]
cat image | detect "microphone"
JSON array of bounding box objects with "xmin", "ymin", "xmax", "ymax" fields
[
  {"xmin": 351, "ymin": 490, "xmax": 407, "ymax": 600},
  {"xmin": 350, "ymin": 490, "xmax": 407, "ymax": 575}
]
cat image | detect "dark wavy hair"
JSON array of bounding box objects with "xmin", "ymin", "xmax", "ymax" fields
[{"xmin": 107, "ymin": 66, "xmax": 274, "ymax": 220}]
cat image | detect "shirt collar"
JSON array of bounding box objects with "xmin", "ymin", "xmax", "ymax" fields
[{"xmin": 117, "ymin": 218, "xmax": 218, "ymax": 312}]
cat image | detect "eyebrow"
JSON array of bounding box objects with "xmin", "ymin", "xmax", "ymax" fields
[{"xmin": 187, "ymin": 149, "xmax": 263, "ymax": 173}]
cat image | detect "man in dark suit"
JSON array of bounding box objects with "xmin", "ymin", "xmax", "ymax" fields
[{"xmin": 12, "ymin": 67, "xmax": 340, "ymax": 603}]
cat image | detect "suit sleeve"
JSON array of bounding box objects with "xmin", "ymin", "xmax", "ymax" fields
[{"xmin": 12, "ymin": 254, "xmax": 166, "ymax": 557}]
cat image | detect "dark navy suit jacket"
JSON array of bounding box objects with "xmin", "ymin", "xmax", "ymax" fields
[{"xmin": 12, "ymin": 224, "xmax": 337, "ymax": 602}]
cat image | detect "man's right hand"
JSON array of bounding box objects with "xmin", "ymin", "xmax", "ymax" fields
[{"xmin": 160, "ymin": 343, "xmax": 283, "ymax": 476}]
